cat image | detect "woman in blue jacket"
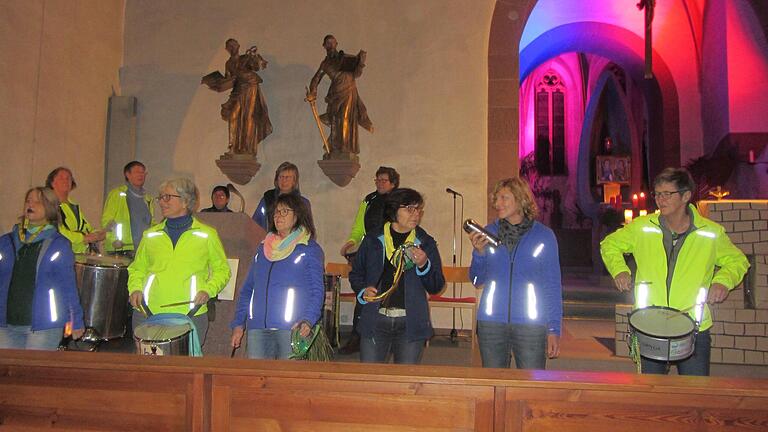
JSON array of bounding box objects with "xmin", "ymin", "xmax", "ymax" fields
[
  {"xmin": 350, "ymin": 188, "xmax": 445, "ymax": 364},
  {"xmin": 231, "ymin": 193, "xmax": 324, "ymax": 359},
  {"xmin": 0, "ymin": 187, "xmax": 85, "ymax": 350},
  {"xmin": 468, "ymin": 178, "xmax": 562, "ymax": 369}
]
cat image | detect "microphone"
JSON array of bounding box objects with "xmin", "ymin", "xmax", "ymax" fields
[
  {"xmin": 226, "ymin": 183, "xmax": 246, "ymax": 213},
  {"xmin": 445, "ymin": 187, "xmax": 463, "ymax": 196}
]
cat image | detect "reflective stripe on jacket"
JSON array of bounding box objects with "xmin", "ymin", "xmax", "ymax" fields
[{"xmin": 101, "ymin": 184, "xmax": 154, "ymax": 252}]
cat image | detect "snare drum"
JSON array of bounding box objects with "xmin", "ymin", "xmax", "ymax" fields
[
  {"xmin": 628, "ymin": 306, "xmax": 697, "ymax": 361},
  {"xmin": 134, "ymin": 322, "xmax": 191, "ymax": 356}
]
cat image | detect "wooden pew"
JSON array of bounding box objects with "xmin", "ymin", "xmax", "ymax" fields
[{"xmin": 1, "ymin": 349, "xmax": 767, "ymax": 431}]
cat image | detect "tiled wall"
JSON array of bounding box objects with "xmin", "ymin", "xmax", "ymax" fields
[{"xmin": 615, "ymin": 200, "xmax": 768, "ymax": 365}]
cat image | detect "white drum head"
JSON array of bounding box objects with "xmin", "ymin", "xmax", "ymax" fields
[
  {"xmin": 134, "ymin": 322, "xmax": 191, "ymax": 342},
  {"xmin": 629, "ymin": 307, "xmax": 695, "ymax": 338}
]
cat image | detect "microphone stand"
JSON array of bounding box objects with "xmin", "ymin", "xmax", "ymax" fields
[{"xmin": 448, "ymin": 191, "xmax": 464, "ymax": 342}]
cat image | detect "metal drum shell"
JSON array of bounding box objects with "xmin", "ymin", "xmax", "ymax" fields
[
  {"xmin": 74, "ymin": 255, "xmax": 131, "ymax": 341},
  {"xmin": 134, "ymin": 330, "xmax": 191, "ymax": 356},
  {"xmin": 629, "ymin": 306, "xmax": 696, "ymax": 362}
]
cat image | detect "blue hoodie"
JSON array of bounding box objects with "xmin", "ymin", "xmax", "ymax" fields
[
  {"xmin": 0, "ymin": 226, "xmax": 85, "ymax": 331},
  {"xmin": 231, "ymin": 240, "xmax": 325, "ymax": 331},
  {"xmin": 469, "ymin": 220, "xmax": 562, "ymax": 335}
]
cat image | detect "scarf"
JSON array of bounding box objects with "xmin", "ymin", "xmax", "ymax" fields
[
  {"xmin": 263, "ymin": 227, "xmax": 310, "ymax": 261},
  {"xmin": 498, "ymin": 218, "xmax": 534, "ymax": 251},
  {"xmin": 16, "ymin": 219, "xmax": 56, "ymax": 245},
  {"xmin": 383, "ymin": 222, "xmax": 417, "ymax": 270}
]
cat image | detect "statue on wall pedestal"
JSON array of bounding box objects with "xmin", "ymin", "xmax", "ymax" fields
[
  {"xmin": 202, "ymin": 38, "xmax": 273, "ymax": 184},
  {"xmin": 306, "ymin": 35, "xmax": 373, "ymax": 187}
]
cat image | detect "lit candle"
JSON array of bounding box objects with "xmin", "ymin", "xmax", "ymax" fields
[
  {"xmin": 624, "ymin": 209, "xmax": 633, "ymax": 224},
  {"xmin": 749, "ymin": 150, "xmax": 755, "ymax": 164},
  {"xmin": 632, "ymin": 193, "xmax": 639, "ymax": 209},
  {"xmin": 639, "ymin": 192, "xmax": 646, "ymax": 209},
  {"xmin": 639, "ymin": 209, "xmax": 648, "ymax": 217}
]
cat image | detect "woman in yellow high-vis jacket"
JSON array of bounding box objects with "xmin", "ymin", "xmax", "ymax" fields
[
  {"xmin": 601, "ymin": 168, "xmax": 748, "ymax": 376},
  {"xmin": 127, "ymin": 178, "xmax": 230, "ymax": 345},
  {"xmin": 46, "ymin": 167, "xmax": 106, "ymax": 254}
]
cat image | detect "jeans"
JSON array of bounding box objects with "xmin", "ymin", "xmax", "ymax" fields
[
  {"xmin": 132, "ymin": 310, "xmax": 209, "ymax": 349},
  {"xmin": 641, "ymin": 330, "xmax": 711, "ymax": 376},
  {"xmin": 360, "ymin": 314, "xmax": 425, "ymax": 364},
  {"xmin": 477, "ymin": 320, "xmax": 547, "ymax": 369},
  {"xmin": 246, "ymin": 329, "xmax": 292, "ymax": 360},
  {"xmin": 0, "ymin": 326, "xmax": 63, "ymax": 350}
]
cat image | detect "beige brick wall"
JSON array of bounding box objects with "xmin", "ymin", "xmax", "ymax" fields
[{"xmin": 615, "ymin": 200, "xmax": 768, "ymax": 365}]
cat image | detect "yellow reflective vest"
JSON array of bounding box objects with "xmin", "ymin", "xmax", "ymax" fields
[
  {"xmin": 600, "ymin": 204, "xmax": 749, "ymax": 331},
  {"xmin": 127, "ymin": 217, "xmax": 231, "ymax": 316},
  {"xmin": 58, "ymin": 199, "xmax": 94, "ymax": 254},
  {"xmin": 101, "ymin": 185, "xmax": 154, "ymax": 252}
]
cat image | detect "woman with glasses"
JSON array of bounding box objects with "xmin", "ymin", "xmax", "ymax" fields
[
  {"xmin": 468, "ymin": 177, "xmax": 563, "ymax": 369},
  {"xmin": 230, "ymin": 193, "xmax": 324, "ymax": 359},
  {"xmin": 45, "ymin": 167, "xmax": 106, "ymax": 253},
  {"xmin": 127, "ymin": 178, "xmax": 231, "ymax": 345},
  {"xmin": 349, "ymin": 188, "xmax": 445, "ymax": 364},
  {"xmin": 0, "ymin": 187, "xmax": 85, "ymax": 349},
  {"xmin": 601, "ymin": 167, "xmax": 748, "ymax": 376}
]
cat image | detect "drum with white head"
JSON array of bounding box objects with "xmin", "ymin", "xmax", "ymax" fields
[{"xmin": 628, "ymin": 306, "xmax": 697, "ymax": 361}]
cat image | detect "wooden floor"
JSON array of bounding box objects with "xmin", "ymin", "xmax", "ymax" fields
[{"xmin": 2, "ymin": 349, "xmax": 768, "ymax": 431}]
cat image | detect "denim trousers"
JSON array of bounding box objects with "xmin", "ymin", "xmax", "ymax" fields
[
  {"xmin": 246, "ymin": 328, "xmax": 293, "ymax": 360},
  {"xmin": 0, "ymin": 325, "xmax": 63, "ymax": 350},
  {"xmin": 360, "ymin": 314, "xmax": 425, "ymax": 364},
  {"xmin": 641, "ymin": 330, "xmax": 711, "ymax": 376},
  {"xmin": 477, "ymin": 320, "xmax": 547, "ymax": 369}
]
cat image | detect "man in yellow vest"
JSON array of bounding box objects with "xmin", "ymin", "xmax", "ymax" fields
[
  {"xmin": 601, "ymin": 167, "xmax": 748, "ymax": 376},
  {"xmin": 102, "ymin": 161, "xmax": 154, "ymax": 255}
]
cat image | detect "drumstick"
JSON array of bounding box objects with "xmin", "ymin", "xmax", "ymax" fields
[{"xmin": 160, "ymin": 300, "xmax": 197, "ymax": 308}]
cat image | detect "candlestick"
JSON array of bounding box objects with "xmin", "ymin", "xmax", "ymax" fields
[
  {"xmin": 624, "ymin": 209, "xmax": 633, "ymax": 225},
  {"xmin": 749, "ymin": 150, "xmax": 755, "ymax": 164},
  {"xmin": 639, "ymin": 191, "xmax": 646, "ymax": 209},
  {"xmin": 632, "ymin": 193, "xmax": 639, "ymax": 209}
]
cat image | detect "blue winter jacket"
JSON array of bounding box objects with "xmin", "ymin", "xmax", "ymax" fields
[
  {"xmin": 349, "ymin": 226, "xmax": 446, "ymax": 342},
  {"xmin": 0, "ymin": 226, "xmax": 85, "ymax": 331},
  {"xmin": 469, "ymin": 220, "xmax": 563, "ymax": 335},
  {"xmin": 231, "ymin": 240, "xmax": 325, "ymax": 331}
]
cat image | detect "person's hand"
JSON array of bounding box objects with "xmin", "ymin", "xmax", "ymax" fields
[
  {"xmin": 362, "ymin": 286, "xmax": 378, "ymax": 302},
  {"xmin": 305, "ymin": 88, "xmax": 317, "ymax": 102},
  {"xmin": 292, "ymin": 321, "xmax": 312, "ymax": 338},
  {"xmin": 707, "ymin": 283, "xmax": 729, "ymax": 304},
  {"xmin": 468, "ymin": 232, "xmax": 489, "ymax": 255},
  {"xmin": 112, "ymin": 240, "xmax": 124, "ymax": 249},
  {"xmin": 340, "ymin": 240, "xmax": 356, "ymax": 257},
  {"xmin": 358, "ymin": 50, "xmax": 367, "ymax": 63},
  {"xmin": 129, "ymin": 291, "xmax": 143, "ymax": 308},
  {"xmin": 71, "ymin": 327, "xmax": 85, "ymax": 340},
  {"xmin": 410, "ymin": 246, "xmax": 428, "ymax": 268},
  {"xmin": 193, "ymin": 291, "xmax": 210, "ymax": 306},
  {"xmin": 547, "ymin": 333, "xmax": 560, "ymax": 359},
  {"xmin": 231, "ymin": 326, "xmax": 244, "ymax": 348},
  {"xmin": 613, "ymin": 272, "xmax": 632, "ymax": 292}
]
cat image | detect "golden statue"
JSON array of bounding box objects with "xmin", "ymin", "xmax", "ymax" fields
[
  {"xmin": 306, "ymin": 35, "xmax": 373, "ymax": 159},
  {"xmin": 202, "ymin": 39, "xmax": 273, "ymax": 155}
]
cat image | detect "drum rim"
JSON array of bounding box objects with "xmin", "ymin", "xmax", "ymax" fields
[
  {"xmin": 133, "ymin": 330, "xmax": 191, "ymax": 344},
  {"xmin": 628, "ymin": 305, "xmax": 695, "ymax": 339},
  {"xmin": 75, "ymin": 255, "xmax": 132, "ymax": 268}
]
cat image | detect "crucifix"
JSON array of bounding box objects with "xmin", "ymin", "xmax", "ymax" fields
[{"xmin": 637, "ymin": 0, "xmax": 656, "ymax": 79}]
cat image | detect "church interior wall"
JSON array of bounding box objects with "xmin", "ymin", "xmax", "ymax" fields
[{"xmin": 0, "ymin": 0, "xmax": 125, "ymax": 231}]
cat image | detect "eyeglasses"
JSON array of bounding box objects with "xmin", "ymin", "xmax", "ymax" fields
[
  {"xmin": 399, "ymin": 204, "xmax": 424, "ymax": 214},
  {"xmin": 374, "ymin": 178, "xmax": 390, "ymax": 183},
  {"xmin": 274, "ymin": 208, "xmax": 295, "ymax": 217},
  {"xmin": 156, "ymin": 194, "xmax": 182, "ymax": 202},
  {"xmin": 651, "ymin": 190, "xmax": 687, "ymax": 199}
]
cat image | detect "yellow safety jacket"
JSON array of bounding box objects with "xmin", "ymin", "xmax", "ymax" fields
[
  {"xmin": 58, "ymin": 199, "xmax": 94, "ymax": 254},
  {"xmin": 101, "ymin": 185, "xmax": 154, "ymax": 252},
  {"xmin": 600, "ymin": 204, "xmax": 749, "ymax": 331},
  {"xmin": 127, "ymin": 217, "xmax": 231, "ymax": 316}
]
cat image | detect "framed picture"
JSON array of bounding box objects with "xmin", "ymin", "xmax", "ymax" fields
[{"xmin": 596, "ymin": 155, "xmax": 630, "ymax": 185}]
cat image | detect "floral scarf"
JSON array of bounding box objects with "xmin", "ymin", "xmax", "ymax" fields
[{"xmin": 263, "ymin": 227, "xmax": 310, "ymax": 261}]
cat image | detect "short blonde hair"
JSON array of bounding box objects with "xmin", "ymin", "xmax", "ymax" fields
[
  {"xmin": 21, "ymin": 187, "xmax": 61, "ymax": 227},
  {"xmin": 159, "ymin": 178, "xmax": 199, "ymax": 213},
  {"xmin": 492, "ymin": 177, "xmax": 538, "ymax": 221}
]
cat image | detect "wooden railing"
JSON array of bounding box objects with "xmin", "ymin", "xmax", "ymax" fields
[{"xmin": 1, "ymin": 349, "xmax": 767, "ymax": 431}]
